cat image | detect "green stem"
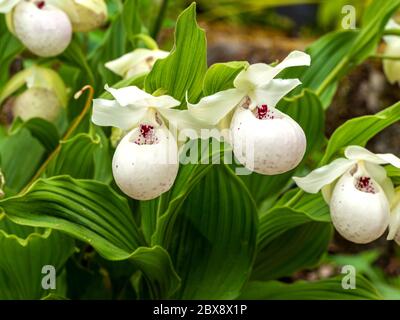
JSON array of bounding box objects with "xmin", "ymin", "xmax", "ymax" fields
[
  {"xmin": 151, "ymin": 0, "xmax": 169, "ymax": 40},
  {"xmin": 370, "ymin": 54, "xmax": 400, "ymax": 61},
  {"xmin": 384, "ymin": 29, "xmax": 400, "ymax": 36},
  {"xmin": 285, "ymin": 189, "xmax": 304, "ymax": 208},
  {"xmin": 21, "ymin": 85, "xmax": 94, "ymax": 193},
  {"xmin": 316, "ymin": 56, "xmax": 350, "ymax": 97}
]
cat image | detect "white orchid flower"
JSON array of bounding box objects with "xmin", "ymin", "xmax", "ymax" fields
[
  {"xmin": 383, "ymin": 19, "xmax": 400, "ymax": 85},
  {"xmin": 0, "ymin": 0, "xmax": 21, "ymax": 13},
  {"xmin": 187, "ymin": 50, "xmax": 310, "ymax": 175},
  {"xmin": 47, "ymin": 0, "xmax": 108, "ymax": 32},
  {"xmin": 10, "ymin": 1, "xmax": 72, "ymax": 57},
  {"xmin": 294, "ymin": 146, "xmax": 400, "ymax": 244},
  {"xmin": 92, "ymin": 85, "xmax": 202, "ymax": 200},
  {"xmin": 105, "ymin": 48, "xmax": 169, "ymax": 79}
]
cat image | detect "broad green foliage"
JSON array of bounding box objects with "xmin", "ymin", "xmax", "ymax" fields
[
  {"xmin": 0, "ymin": 0, "xmax": 400, "ymax": 300},
  {"xmin": 145, "ymin": 3, "xmax": 207, "ymax": 104}
]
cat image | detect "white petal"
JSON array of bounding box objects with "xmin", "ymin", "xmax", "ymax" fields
[
  {"xmin": 249, "ymin": 79, "xmax": 302, "ymax": 108},
  {"xmin": 92, "ymin": 98, "xmax": 147, "ymax": 130},
  {"xmin": 105, "ymin": 85, "xmax": 180, "ymax": 109},
  {"xmin": 364, "ymin": 162, "xmax": 395, "ymax": 202},
  {"xmin": 234, "ymin": 51, "xmax": 310, "ymax": 90},
  {"xmin": 384, "ymin": 19, "xmax": 400, "ymax": 44},
  {"xmin": 345, "ymin": 145, "xmax": 400, "ymax": 168},
  {"xmin": 187, "ymin": 88, "xmax": 244, "ymax": 125},
  {"xmin": 105, "ymin": 49, "xmax": 169, "ymax": 78},
  {"xmin": 0, "ymin": 0, "xmax": 21, "ymax": 13},
  {"xmin": 105, "ymin": 85, "xmax": 153, "ymax": 107},
  {"xmin": 293, "ymin": 158, "xmax": 356, "ymax": 194}
]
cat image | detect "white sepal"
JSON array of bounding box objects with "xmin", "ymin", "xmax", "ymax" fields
[
  {"xmin": 0, "ymin": 0, "xmax": 21, "ymax": 13},
  {"xmin": 293, "ymin": 158, "xmax": 356, "ymax": 194},
  {"xmin": 105, "ymin": 49, "xmax": 169, "ymax": 79}
]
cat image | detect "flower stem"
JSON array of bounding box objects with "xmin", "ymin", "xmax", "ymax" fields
[
  {"xmin": 285, "ymin": 189, "xmax": 304, "ymax": 208},
  {"xmin": 384, "ymin": 29, "xmax": 400, "ymax": 36},
  {"xmin": 316, "ymin": 56, "xmax": 350, "ymax": 97},
  {"xmin": 151, "ymin": 0, "xmax": 169, "ymax": 40},
  {"xmin": 21, "ymin": 85, "xmax": 94, "ymax": 193},
  {"xmin": 370, "ymin": 54, "xmax": 400, "ymax": 61}
]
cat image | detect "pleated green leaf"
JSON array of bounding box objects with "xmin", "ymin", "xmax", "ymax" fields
[
  {"xmin": 252, "ymin": 192, "xmax": 332, "ymax": 280},
  {"xmin": 153, "ymin": 165, "xmax": 258, "ymax": 299},
  {"xmin": 203, "ymin": 61, "xmax": 248, "ymax": 96},
  {"xmin": 11, "ymin": 118, "xmax": 60, "ymax": 154},
  {"xmin": 320, "ymin": 100, "xmax": 400, "ymax": 165},
  {"xmin": 46, "ymin": 133, "xmax": 101, "ymax": 179},
  {"xmin": 0, "ymin": 176, "xmax": 180, "ymax": 298},
  {"xmin": 239, "ymin": 276, "xmax": 382, "ymax": 300},
  {"xmin": 0, "ymin": 127, "xmax": 45, "ymax": 194},
  {"xmin": 0, "ymin": 215, "xmax": 75, "ymax": 300},
  {"xmin": 145, "ymin": 3, "xmax": 207, "ymax": 104}
]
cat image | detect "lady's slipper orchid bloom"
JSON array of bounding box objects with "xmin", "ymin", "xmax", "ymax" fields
[
  {"xmin": 294, "ymin": 146, "xmax": 400, "ymax": 244},
  {"xmin": 187, "ymin": 51, "xmax": 310, "ymax": 175},
  {"xmin": 11, "ymin": 1, "xmax": 72, "ymax": 57},
  {"xmin": 383, "ymin": 19, "xmax": 400, "ymax": 85},
  {"xmin": 92, "ymin": 85, "xmax": 199, "ymax": 200},
  {"xmin": 105, "ymin": 48, "xmax": 169, "ymax": 79},
  {"xmin": 0, "ymin": 66, "xmax": 68, "ymax": 122},
  {"xmin": 47, "ymin": 0, "xmax": 108, "ymax": 32}
]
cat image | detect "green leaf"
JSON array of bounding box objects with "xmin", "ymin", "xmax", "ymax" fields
[
  {"xmin": 252, "ymin": 192, "xmax": 332, "ymax": 280},
  {"xmin": 62, "ymin": 37, "xmax": 95, "ymax": 86},
  {"xmin": 239, "ymin": 276, "xmax": 382, "ymax": 300},
  {"xmin": 11, "ymin": 118, "xmax": 60, "ymax": 154},
  {"xmin": 145, "ymin": 3, "xmax": 207, "ymax": 104},
  {"xmin": 89, "ymin": 0, "xmax": 141, "ymax": 90},
  {"xmin": 153, "ymin": 165, "xmax": 258, "ymax": 299},
  {"xmin": 320, "ymin": 100, "xmax": 400, "ymax": 165},
  {"xmin": 46, "ymin": 133, "xmax": 101, "ymax": 179},
  {"xmin": 0, "ymin": 16, "xmax": 23, "ymax": 86},
  {"xmin": 0, "ymin": 176, "xmax": 180, "ymax": 298},
  {"xmin": 0, "ymin": 215, "xmax": 75, "ymax": 299},
  {"xmin": 0, "ymin": 127, "xmax": 45, "ymax": 194},
  {"xmin": 203, "ymin": 61, "xmax": 248, "ymax": 96}
]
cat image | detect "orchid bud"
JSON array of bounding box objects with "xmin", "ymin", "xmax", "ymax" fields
[
  {"xmin": 105, "ymin": 48, "xmax": 169, "ymax": 79},
  {"xmin": 13, "ymin": 87, "xmax": 61, "ymax": 122},
  {"xmin": 0, "ymin": 66, "xmax": 68, "ymax": 123},
  {"xmin": 230, "ymin": 104, "xmax": 306, "ymax": 175},
  {"xmin": 47, "ymin": 0, "xmax": 108, "ymax": 32},
  {"xmin": 12, "ymin": 1, "xmax": 72, "ymax": 57},
  {"xmin": 112, "ymin": 124, "xmax": 179, "ymax": 201},
  {"xmin": 329, "ymin": 164, "xmax": 390, "ymax": 244}
]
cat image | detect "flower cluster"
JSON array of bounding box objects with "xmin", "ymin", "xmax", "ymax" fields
[
  {"xmin": 294, "ymin": 146, "xmax": 400, "ymax": 244},
  {"xmin": 0, "ymin": 0, "xmax": 107, "ymax": 57},
  {"xmin": 92, "ymin": 50, "xmax": 311, "ymax": 200}
]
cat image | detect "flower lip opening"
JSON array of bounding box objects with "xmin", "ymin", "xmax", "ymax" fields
[
  {"xmin": 130, "ymin": 124, "xmax": 159, "ymax": 145},
  {"xmin": 350, "ymin": 164, "xmax": 377, "ymax": 194},
  {"xmin": 252, "ymin": 104, "xmax": 282, "ymax": 120},
  {"xmin": 36, "ymin": 1, "xmax": 45, "ymax": 9}
]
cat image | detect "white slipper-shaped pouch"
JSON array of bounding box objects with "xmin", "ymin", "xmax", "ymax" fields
[
  {"xmin": 330, "ymin": 164, "xmax": 390, "ymax": 244},
  {"xmin": 112, "ymin": 124, "xmax": 179, "ymax": 201},
  {"xmin": 13, "ymin": 1, "xmax": 72, "ymax": 57},
  {"xmin": 230, "ymin": 105, "xmax": 306, "ymax": 175}
]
